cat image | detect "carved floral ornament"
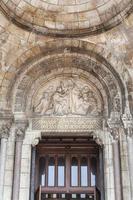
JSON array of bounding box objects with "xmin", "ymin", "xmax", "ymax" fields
[{"xmin": 0, "ymin": 122, "xmax": 12, "ymax": 138}]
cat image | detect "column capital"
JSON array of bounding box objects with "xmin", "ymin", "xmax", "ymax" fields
[
  {"xmin": 0, "ymin": 122, "xmax": 12, "ymax": 139},
  {"xmin": 15, "ymin": 120, "xmax": 28, "ymax": 141},
  {"xmin": 122, "ymin": 112, "xmax": 133, "ymax": 138},
  {"xmin": 0, "ymin": 110, "xmax": 13, "ymax": 139},
  {"xmin": 107, "ymin": 112, "xmax": 122, "ymax": 140}
]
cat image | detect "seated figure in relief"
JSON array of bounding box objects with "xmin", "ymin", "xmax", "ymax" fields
[
  {"xmin": 34, "ymin": 92, "xmax": 53, "ymax": 115},
  {"xmin": 51, "ymin": 81, "xmax": 69, "ymax": 115},
  {"xmin": 76, "ymin": 86, "xmax": 98, "ymax": 115}
]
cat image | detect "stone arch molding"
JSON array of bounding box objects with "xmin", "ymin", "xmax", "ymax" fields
[
  {"xmin": 2, "ymin": 39, "xmax": 131, "ymax": 111},
  {"xmin": 0, "ymin": 39, "xmax": 128, "ymax": 142},
  {"xmin": 0, "ymin": 0, "xmax": 133, "ymax": 37},
  {"xmin": 0, "ymin": 39, "xmax": 130, "ymax": 135},
  {"xmin": 13, "ymin": 52, "xmax": 122, "ymax": 115}
]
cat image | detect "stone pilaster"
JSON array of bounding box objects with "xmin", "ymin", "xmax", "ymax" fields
[
  {"xmin": 122, "ymin": 111, "xmax": 133, "ymax": 198},
  {"xmin": 0, "ymin": 122, "xmax": 12, "ymax": 200},
  {"xmin": 108, "ymin": 114, "xmax": 123, "ymax": 200},
  {"xmin": 12, "ymin": 120, "xmax": 28, "ymax": 200}
]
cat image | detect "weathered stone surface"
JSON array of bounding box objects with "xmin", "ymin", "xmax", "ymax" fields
[
  {"xmin": 0, "ymin": 0, "xmax": 132, "ymax": 36},
  {"xmin": 0, "ymin": 2, "xmax": 132, "ymax": 200}
]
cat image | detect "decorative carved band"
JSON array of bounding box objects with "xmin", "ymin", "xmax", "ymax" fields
[{"xmin": 31, "ymin": 117, "xmax": 103, "ymax": 132}]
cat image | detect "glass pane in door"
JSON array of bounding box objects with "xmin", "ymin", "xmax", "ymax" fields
[
  {"xmin": 71, "ymin": 157, "xmax": 78, "ymax": 186},
  {"xmin": 91, "ymin": 157, "xmax": 97, "ymax": 186},
  {"xmin": 39, "ymin": 157, "xmax": 46, "ymax": 186},
  {"xmin": 48, "ymin": 157, "xmax": 55, "ymax": 186},
  {"xmin": 58, "ymin": 156, "xmax": 65, "ymax": 186},
  {"xmin": 81, "ymin": 157, "xmax": 88, "ymax": 186}
]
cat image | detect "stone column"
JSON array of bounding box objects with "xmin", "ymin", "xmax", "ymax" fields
[
  {"xmin": 30, "ymin": 138, "xmax": 39, "ymax": 200},
  {"xmin": 122, "ymin": 113, "xmax": 133, "ymax": 198},
  {"xmin": 12, "ymin": 122, "xmax": 28, "ymax": 200},
  {"xmin": 99, "ymin": 147, "xmax": 105, "ymax": 200},
  {"xmin": 0, "ymin": 123, "xmax": 11, "ymax": 200},
  {"xmin": 93, "ymin": 134, "xmax": 105, "ymax": 199},
  {"xmin": 108, "ymin": 117, "xmax": 123, "ymax": 200},
  {"xmin": 112, "ymin": 131, "xmax": 122, "ymax": 200}
]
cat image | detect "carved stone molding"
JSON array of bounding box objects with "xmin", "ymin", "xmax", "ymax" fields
[{"xmin": 31, "ymin": 116, "xmax": 103, "ymax": 132}]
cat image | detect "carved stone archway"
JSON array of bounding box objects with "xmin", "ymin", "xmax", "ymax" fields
[{"xmin": 4, "ymin": 39, "xmax": 131, "ymax": 200}]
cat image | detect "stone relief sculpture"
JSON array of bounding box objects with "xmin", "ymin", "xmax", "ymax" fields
[{"xmin": 33, "ymin": 78, "xmax": 100, "ymax": 116}]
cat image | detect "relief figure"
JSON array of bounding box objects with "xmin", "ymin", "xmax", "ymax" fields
[{"xmin": 34, "ymin": 79, "xmax": 99, "ymax": 116}]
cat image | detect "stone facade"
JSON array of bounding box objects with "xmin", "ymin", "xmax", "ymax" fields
[{"xmin": 0, "ymin": 1, "xmax": 133, "ymax": 200}]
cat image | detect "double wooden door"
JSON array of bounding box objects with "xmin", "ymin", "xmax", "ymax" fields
[{"xmin": 35, "ymin": 137, "xmax": 102, "ymax": 200}]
